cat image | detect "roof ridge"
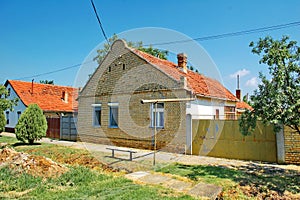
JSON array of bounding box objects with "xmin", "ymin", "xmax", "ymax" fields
[{"xmin": 8, "ymin": 80, "xmax": 77, "ymax": 89}]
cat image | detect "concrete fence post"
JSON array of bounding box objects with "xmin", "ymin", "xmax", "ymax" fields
[
  {"xmin": 186, "ymin": 114, "xmax": 192, "ymax": 155},
  {"xmin": 276, "ymin": 125, "xmax": 285, "ymax": 164}
]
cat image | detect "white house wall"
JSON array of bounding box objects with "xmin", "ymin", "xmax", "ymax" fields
[
  {"xmin": 4, "ymin": 83, "xmax": 27, "ymax": 128},
  {"xmin": 186, "ymin": 98, "xmax": 226, "ymax": 120}
]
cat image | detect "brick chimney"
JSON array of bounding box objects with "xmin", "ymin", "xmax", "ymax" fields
[
  {"xmin": 236, "ymin": 74, "xmax": 241, "ymax": 101},
  {"xmin": 177, "ymin": 53, "xmax": 187, "ymax": 73}
]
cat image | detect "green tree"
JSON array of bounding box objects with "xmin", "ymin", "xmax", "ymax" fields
[
  {"xmin": 0, "ymin": 111, "xmax": 5, "ymax": 133},
  {"xmin": 242, "ymin": 94, "xmax": 252, "ymax": 106},
  {"xmin": 15, "ymin": 104, "xmax": 48, "ymax": 144},
  {"xmin": 39, "ymin": 80, "xmax": 54, "ymax": 85},
  {"xmin": 239, "ymin": 36, "xmax": 300, "ymax": 135},
  {"xmin": 0, "ymin": 85, "xmax": 18, "ymax": 111},
  {"xmin": 0, "ymin": 85, "xmax": 18, "ymax": 133},
  {"xmin": 94, "ymin": 34, "xmax": 169, "ymax": 64}
]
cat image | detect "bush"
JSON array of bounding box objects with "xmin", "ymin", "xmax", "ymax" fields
[
  {"xmin": 15, "ymin": 104, "xmax": 47, "ymax": 144},
  {"xmin": 0, "ymin": 110, "xmax": 5, "ymax": 133}
]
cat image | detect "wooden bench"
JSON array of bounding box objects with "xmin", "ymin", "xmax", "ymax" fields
[{"xmin": 106, "ymin": 147, "xmax": 137, "ymax": 161}]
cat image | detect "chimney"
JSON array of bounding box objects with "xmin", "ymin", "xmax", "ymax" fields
[
  {"xmin": 177, "ymin": 53, "xmax": 187, "ymax": 73},
  {"xmin": 236, "ymin": 75, "xmax": 241, "ymax": 101},
  {"xmin": 31, "ymin": 79, "xmax": 34, "ymax": 95},
  {"xmin": 62, "ymin": 91, "xmax": 68, "ymax": 103}
]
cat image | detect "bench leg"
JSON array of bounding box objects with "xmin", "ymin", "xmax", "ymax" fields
[{"xmin": 112, "ymin": 150, "xmax": 114, "ymax": 158}]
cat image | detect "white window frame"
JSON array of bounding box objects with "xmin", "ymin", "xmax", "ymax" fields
[
  {"xmin": 108, "ymin": 103, "xmax": 119, "ymax": 128},
  {"xmin": 92, "ymin": 104, "xmax": 101, "ymax": 127},
  {"xmin": 150, "ymin": 103, "xmax": 164, "ymax": 128}
]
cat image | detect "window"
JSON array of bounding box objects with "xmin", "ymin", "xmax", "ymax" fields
[
  {"xmin": 108, "ymin": 103, "xmax": 118, "ymax": 128},
  {"xmin": 225, "ymin": 106, "xmax": 235, "ymax": 120},
  {"xmin": 92, "ymin": 104, "xmax": 101, "ymax": 127},
  {"xmin": 215, "ymin": 109, "xmax": 219, "ymax": 120},
  {"xmin": 123, "ymin": 64, "xmax": 126, "ymax": 70},
  {"xmin": 5, "ymin": 111, "xmax": 9, "ymax": 124},
  {"xmin": 151, "ymin": 103, "xmax": 164, "ymax": 128},
  {"xmin": 17, "ymin": 111, "xmax": 21, "ymax": 120}
]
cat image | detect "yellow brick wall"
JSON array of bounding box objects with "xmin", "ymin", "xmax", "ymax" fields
[
  {"xmin": 284, "ymin": 126, "xmax": 300, "ymax": 164},
  {"xmin": 78, "ymin": 40, "xmax": 188, "ymax": 153}
]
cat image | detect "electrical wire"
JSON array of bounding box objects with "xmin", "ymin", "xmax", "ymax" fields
[
  {"xmin": 144, "ymin": 21, "xmax": 300, "ymax": 46},
  {"xmin": 15, "ymin": 60, "xmax": 94, "ymax": 80},
  {"xmin": 13, "ymin": 20, "xmax": 300, "ymax": 80},
  {"xmin": 90, "ymin": 0, "xmax": 110, "ymax": 45}
]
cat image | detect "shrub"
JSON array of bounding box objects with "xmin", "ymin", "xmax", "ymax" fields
[
  {"xmin": 0, "ymin": 110, "xmax": 5, "ymax": 133},
  {"xmin": 15, "ymin": 104, "xmax": 47, "ymax": 144}
]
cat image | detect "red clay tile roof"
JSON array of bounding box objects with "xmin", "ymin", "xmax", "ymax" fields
[
  {"xmin": 6, "ymin": 80, "xmax": 78, "ymax": 112},
  {"xmin": 132, "ymin": 49, "xmax": 238, "ymax": 101},
  {"xmin": 236, "ymin": 101, "xmax": 253, "ymax": 110}
]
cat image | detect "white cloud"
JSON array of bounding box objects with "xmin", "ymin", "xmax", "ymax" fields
[
  {"xmin": 246, "ymin": 77, "xmax": 258, "ymax": 87},
  {"xmin": 230, "ymin": 69, "xmax": 250, "ymax": 79}
]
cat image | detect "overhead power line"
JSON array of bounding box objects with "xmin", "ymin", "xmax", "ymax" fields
[
  {"xmin": 145, "ymin": 21, "xmax": 300, "ymax": 46},
  {"xmin": 15, "ymin": 61, "xmax": 94, "ymax": 80},
  {"xmin": 14, "ymin": 20, "xmax": 300, "ymax": 81},
  {"xmin": 90, "ymin": 0, "xmax": 110, "ymax": 45}
]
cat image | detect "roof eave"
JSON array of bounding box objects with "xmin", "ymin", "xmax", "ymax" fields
[{"xmin": 195, "ymin": 93, "xmax": 238, "ymax": 102}]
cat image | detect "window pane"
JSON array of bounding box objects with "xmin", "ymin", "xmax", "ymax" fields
[
  {"xmin": 6, "ymin": 111, "xmax": 9, "ymax": 124},
  {"xmin": 93, "ymin": 106, "xmax": 101, "ymax": 126},
  {"xmin": 151, "ymin": 103, "xmax": 164, "ymax": 128},
  {"xmin": 110, "ymin": 107, "xmax": 118, "ymax": 127},
  {"xmin": 158, "ymin": 112, "xmax": 164, "ymax": 127},
  {"xmin": 17, "ymin": 111, "xmax": 21, "ymax": 120}
]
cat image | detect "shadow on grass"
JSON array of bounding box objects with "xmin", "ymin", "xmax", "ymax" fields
[
  {"xmin": 157, "ymin": 163, "xmax": 300, "ymax": 195},
  {"xmin": 12, "ymin": 142, "xmax": 42, "ymax": 147}
]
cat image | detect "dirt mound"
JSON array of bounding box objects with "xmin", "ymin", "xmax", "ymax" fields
[{"xmin": 0, "ymin": 148, "xmax": 68, "ymax": 178}]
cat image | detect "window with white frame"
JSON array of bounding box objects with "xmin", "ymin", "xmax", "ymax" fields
[
  {"xmin": 108, "ymin": 103, "xmax": 118, "ymax": 128},
  {"xmin": 92, "ymin": 104, "xmax": 101, "ymax": 127},
  {"xmin": 151, "ymin": 103, "xmax": 164, "ymax": 128}
]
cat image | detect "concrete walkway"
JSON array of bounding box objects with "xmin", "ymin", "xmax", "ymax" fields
[{"xmin": 125, "ymin": 171, "xmax": 222, "ymax": 199}]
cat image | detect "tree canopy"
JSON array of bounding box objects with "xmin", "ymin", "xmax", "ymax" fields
[
  {"xmin": 0, "ymin": 85, "xmax": 18, "ymax": 111},
  {"xmin": 15, "ymin": 104, "xmax": 47, "ymax": 144},
  {"xmin": 39, "ymin": 80, "xmax": 54, "ymax": 85},
  {"xmin": 93, "ymin": 34, "xmax": 169, "ymax": 64},
  {"xmin": 239, "ymin": 36, "xmax": 300, "ymax": 135}
]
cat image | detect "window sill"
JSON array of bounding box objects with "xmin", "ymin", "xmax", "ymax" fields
[
  {"xmin": 109, "ymin": 126, "xmax": 119, "ymax": 129},
  {"xmin": 150, "ymin": 126, "xmax": 164, "ymax": 129}
]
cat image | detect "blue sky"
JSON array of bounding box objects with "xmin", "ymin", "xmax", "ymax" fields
[{"xmin": 1, "ymin": 0, "xmax": 300, "ymax": 97}]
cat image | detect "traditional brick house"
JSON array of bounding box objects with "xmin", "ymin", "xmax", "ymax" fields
[
  {"xmin": 77, "ymin": 40, "xmax": 242, "ymax": 152},
  {"xmin": 4, "ymin": 80, "xmax": 78, "ymax": 132}
]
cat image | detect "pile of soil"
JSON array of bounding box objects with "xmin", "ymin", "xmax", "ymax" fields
[{"xmin": 0, "ymin": 148, "xmax": 68, "ymax": 178}]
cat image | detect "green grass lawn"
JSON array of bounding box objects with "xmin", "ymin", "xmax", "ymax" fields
[
  {"xmin": 0, "ymin": 166, "xmax": 194, "ymax": 200},
  {"xmin": 156, "ymin": 163, "xmax": 300, "ymax": 199},
  {"xmin": 0, "ymin": 136, "xmax": 194, "ymax": 199}
]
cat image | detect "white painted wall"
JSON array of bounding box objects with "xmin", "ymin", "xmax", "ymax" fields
[
  {"xmin": 186, "ymin": 98, "xmax": 229, "ymax": 120},
  {"xmin": 4, "ymin": 84, "xmax": 27, "ymax": 128}
]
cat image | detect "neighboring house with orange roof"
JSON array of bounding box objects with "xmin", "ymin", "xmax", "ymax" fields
[
  {"xmin": 4, "ymin": 80, "xmax": 78, "ymax": 132},
  {"xmin": 77, "ymin": 40, "xmax": 240, "ymax": 152}
]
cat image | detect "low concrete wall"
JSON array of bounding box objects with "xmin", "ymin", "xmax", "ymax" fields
[{"xmin": 192, "ymin": 120, "xmax": 277, "ymax": 162}]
